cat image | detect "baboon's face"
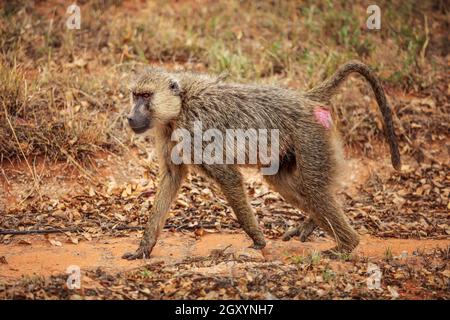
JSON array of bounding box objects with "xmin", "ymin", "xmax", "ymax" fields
[{"xmin": 128, "ymin": 70, "xmax": 182, "ymax": 133}]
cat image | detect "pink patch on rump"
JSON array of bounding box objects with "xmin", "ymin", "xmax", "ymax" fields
[{"xmin": 314, "ymin": 107, "xmax": 332, "ymax": 129}]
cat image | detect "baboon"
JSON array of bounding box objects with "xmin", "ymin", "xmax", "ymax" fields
[{"xmin": 122, "ymin": 60, "xmax": 401, "ymax": 260}]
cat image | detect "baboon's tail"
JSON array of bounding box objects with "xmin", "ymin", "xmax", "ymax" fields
[{"xmin": 305, "ymin": 60, "xmax": 401, "ymax": 170}]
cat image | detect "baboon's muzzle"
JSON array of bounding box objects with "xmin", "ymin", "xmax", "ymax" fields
[{"xmin": 127, "ymin": 115, "xmax": 150, "ymax": 134}]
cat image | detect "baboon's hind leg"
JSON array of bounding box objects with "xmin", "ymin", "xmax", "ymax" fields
[
  {"xmin": 264, "ymin": 173, "xmax": 317, "ymax": 242},
  {"xmin": 281, "ymin": 217, "xmax": 317, "ymax": 242},
  {"xmin": 265, "ymin": 170, "xmax": 359, "ymax": 254},
  {"xmin": 307, "ymin": 193, "xmax": 359, "ymax": 254}
]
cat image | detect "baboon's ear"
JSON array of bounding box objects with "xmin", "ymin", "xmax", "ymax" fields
[
  {"xmin": 216, "ymin": 71, "xmax": 229, "ymax": 82},
  {"xmin": 169, "ymin": 79, "xmax": 181, "ymax": 96}
]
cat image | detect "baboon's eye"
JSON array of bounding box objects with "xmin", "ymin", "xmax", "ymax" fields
[{"xmin": 133, "ymin": 92, "xmax": 152, "ymax": 99}]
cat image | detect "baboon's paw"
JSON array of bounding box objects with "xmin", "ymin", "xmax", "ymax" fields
[
  {"xmin": 298, "ymin": 219, "xmax": 317, "ymax": 242},
  {"xmin": 281, "ymin": 227, "xmax": 300, "ymax": 241},
  {"xmin": 282, "ymin": 219, "xmax": 317, "ymax": 242},
  {"xmin": 249, "ymin": 239, "xmax": 266, "ymax": 250},
  {"xmin": 122, "ymin": 247, "xmax": 151, "ymax": 260}
]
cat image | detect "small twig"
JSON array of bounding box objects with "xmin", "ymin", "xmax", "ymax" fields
[
  {"xmin": 72, "ymin": 89, "xmax": 102, "ymax": 107},
  {"xmin": 0, "ymin": 223, "xmax": 230, "ymax": 236},
  {"xmin": 420, "ymin": 15, "xmax": 429, "ymax": 68},
  {"xmin": 417, "ymin": 212, "xmax": 433, "ymax": 227},
  {"xmin": 114, "ymin": 225, "xmax": 145, "ymax": 231},
  {"xmin": 33, "ymin": 130, "xmax": 96, "ymax": 182},
  {"xmin": 110, "ymin": 134, "xmax": 130, "ymax": 152},
  {"xmin": 58, "ymin": 147, "xmax": 96, "ymax": 182},
  {"xmin": 0, "ymin": 226, "xmax": 144, "ymax": 236},
  {"xmin": 0, "ymin": 227, "xmax": 81, "ymax": 235},
  {"xmin": 0, "ymin": 167, "xmax": 11, "ymax": 185},
  {"xmin": 254, "ymin": 191, "xmax": 271, "ymax": 199},
  {"xmin": 2, "ymin": 102, "xmax": 41, "ymax": 195},
  {"xmin": 167, "ymin": 223, "xmax": 234, "ymax": 230}
]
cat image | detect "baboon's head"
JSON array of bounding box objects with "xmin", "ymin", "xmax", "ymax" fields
[{"xmin": 127, "ymin": 68, "xmax": 182, "ymax": 133}]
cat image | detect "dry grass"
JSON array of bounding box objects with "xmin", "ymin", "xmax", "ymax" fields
[{"xmin": 0, "ymin": 0, "xmax": 448, "ymax": 164}]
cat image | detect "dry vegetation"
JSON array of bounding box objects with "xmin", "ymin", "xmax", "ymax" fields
[
  {"xmin": 1, "ymin": 0, "xmax": 448, "ymax": 163},
  {"xmin": 0, "ymin": 0, "xmax": 449, "ymax": 300}
]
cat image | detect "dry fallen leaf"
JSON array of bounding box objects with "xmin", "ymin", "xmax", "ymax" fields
[
  {"xmin": 83, "ymin": 233, "xmax": 92, "ymax": 241},
  {"xmin": 48, "ymin": 239, "xmax": 62, "ymax": 247},
  {"xmin": 387, "ymin": 286, "xmax": 399, "ymax": 299},
  {"xmin": 69, "ymin": 236, "xmax": 79, "ymax": 244},
  {"xmin": 194, "ymin": 227, "xmax": 204, "ymax": 237},
  {"xmin": 114, "ymin": 213, "xmax": 126, "ymax": 222},
  {"xmin": 18, "ymin": 239, "xmax": 32, "ymax": 246}
]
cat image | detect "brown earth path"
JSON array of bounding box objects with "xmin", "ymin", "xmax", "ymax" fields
[{"xmin": 0, "ymin": 232, "xmax": 448, "ymax": 280}]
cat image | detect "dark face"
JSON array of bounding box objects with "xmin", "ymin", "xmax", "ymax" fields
[
  {"xmin": 128, "ymin": 69, "xmax": 182, "ymax": 134},
  {"xmin": 127, "ymin": 92, "xmax": 153, "ymax": 133}
]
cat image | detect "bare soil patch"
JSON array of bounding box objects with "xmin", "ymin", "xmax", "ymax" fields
[{"xmin": 0, "ymin": 233, "xmax": 448, "ymax": 280}]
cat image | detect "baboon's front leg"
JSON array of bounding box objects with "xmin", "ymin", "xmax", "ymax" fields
[
  {"xmin": 122, "ymin": 165, "xmax": 186, "ymax": 260},
  {"xmin": 202, "ymin": 165, "xmax": 266, "ymax": 249}
]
